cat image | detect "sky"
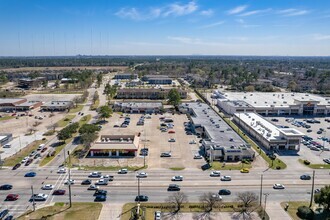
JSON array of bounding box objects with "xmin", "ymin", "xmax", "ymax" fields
[{"xmin": 1, "ymin": 0, "xmax": 330, "ymax": 56}]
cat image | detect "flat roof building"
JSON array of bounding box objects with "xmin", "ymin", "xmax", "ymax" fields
[
  {"xmin": 17, "ymin": 77, "xmax": 46, "ymax": 89},
  {"xmin": 0, "ymin": 98, "xmax": 41, "ymax": 112},
  {"xmin": 88, "ymin": 134, "xmax": 140, "ymax": 157},
  {"xmin": 142, "ymin": 75, "xmax": 172, "ymax": 85},
  {"xmin": 179, "ymin": 102, "xmax": 255, "ymax": 162},
  {"xmin": 215, "ymin": 91, "xmax": 330, "ymax": 116},
  {"xmin": 114, "ymin": 73, "xmax": 138, "ymax": 80},
  {"xmin": 116, "ymin": 88, "xmax": 187, "ymax": 100},
  {"xmin": 233, "ymin": 112, "xmax": 304, "ymax": 151},
  {"xmin": 113, "ymin": 102, "xmax": 162, "ymax": 113},
  {"xmin": 41, "ymin": 101, "xmax": 74, "ymax": 111}
]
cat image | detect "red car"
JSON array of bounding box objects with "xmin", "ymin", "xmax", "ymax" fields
[
  {"xmin": 41, "ymin": 147, "xmax": 48, "ymax": 153},
  {"xmin": 6, "ymin": 194, "xmax": 19, "ymax": 201},
  {"xmin": 53, "ymin": 189, "xmax": 66, "ymax": 195},
  {"xmin": 168, "ymin": 130, "xmax": 175, "ymax": 134}
]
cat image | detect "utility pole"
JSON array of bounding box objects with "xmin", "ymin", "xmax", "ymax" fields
[
  {"xmin": 260, "ymin": 174, "xmax": 263, "ymax": 206},
  {"xmin": 68, "ymin": 150, "xmax": 71, "ymax": 167},
  {"xmin": 63, "ymin": 146, "xmax": 67, "ymax": 166},
  {"xmin": 31, "ymin": 185, "xmax": 36, "ymax": 212},
  {"xmin": 263, "ymin": 193, "xmax": 269, "ymax": 220},
  {"xmin": 68, "ymin": 168, "xmax": 72, "ymax": 208},
  {"xmin": 309, "ymin": 170, "xmax": 315, "ymax": 208}
]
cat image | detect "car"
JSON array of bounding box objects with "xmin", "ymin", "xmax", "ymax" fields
[
  {"xmin": 135, "ymin": 195, "xmax": 149, "ymax": 202},
  {"xmin": 189, "ymin": 140, "xmax": 196, "ymax": 144},
  {"xmin": 95, "ymin": 179, "xmax": 108, "ymax": 185},
  {"xmin": 89, "ymin": 172, "xmax": 102, "ymax": 178},
  {"xmin": 300, "ymin": 174, "xmax": 311, "ymax": 180},
  {"xmin": 218, "ymin": 189, "xmax": 231, "ymax": 195},
  {"xmin": 0, "ymin": 185, "xmax": 12, "ymax": 190},
  {"xmin": 37, "ymin": 144, "xmax": 45, "ymax": 151},
  {"xmin": 194, "ymin": 154, "xmax": 203, "ymax": 159},
  {"xmin": 4, "ymin": 215, "xmax": 13, "ymax": 220},
  {"xmin": 25, "ymin": 158, "xmax": 33, "ymax": 166},
  {"xmin": 41, "ymin": 147, "xmax": 48, "ymax": 153},
  {"xmin": 211, "ymin": 194, "xmax": 223, "ymax": 201},
  {"xmin": 160, "ymin": 127, "xmax": 168, "ymax": 132},
  {"xmin": 118, "ymin": 168, "xmax": 128, "ymax": 174},
  {"xmin": 31, "ymin": 193, "xmax": 48, "ymax": 201},
  {"xmin": 0, "ymin": 209, "xmax": 9, "ymax": 219},
  {"xmin": 273, "ymin": 184, "xmax": 285, "ymax": 189},
  {"xmin": 240, "ymin": 168, "xmax": 250, "ymax": 173},
  {"xmin": 64, "ymin": 179, "xmax": 75, "ymax": 185},
  {"xmin": 171, "ymin": 176, "xmax": 183, "ymax": 181},
  {"xmin": 52, "ymin": 189, "xmax": 66, "ymax": 195},
  {"xmin": 100, "ymin": 175, "xmax": 114, "ymax": 181},
  {"xmin": 155, "ymin": 211, "xmax": 161, "ymax": 220},
  {"xmin": 317, "ymin": 130, "xmax": 322, "ymax": 134},
  {"xmin": 42, "ymin": 184, "xmax": 54, "ymax": 190},
  {"xmin": 5, "ymin": 194, "xmax": 19, "ymax": 201},
  {"xmin": 160, "ymin": 152, "xmax": 171, "ymax": 157},
  {"xmin": 136, "ymin": 172, "xmax": 148, "ymax": 178},
  {"xmin": 21, "ymin": 157, "xmax": 29, "ymax": 164},
  {"xmin": 168, "ymin": 184, "xmax": 180, "ymax": 191},
  {"xmin": 34, "ymin": 153, "xmax": 41, "ymax": 159},
  {"xmin": 210, "ymin": 171, "xmax": 221, "ymax": 177},
  {"xmin": 314, "ymin": 189, "xmax": 321, "ymax": 194},
  {"xmin": 271, "ymin": 118, "xmax": 279, "ymax": 122},
  {"xmin": 93, "ymin": 190, "xmax": 107, "ymax": 196},
  {"xmin": 94, "ymin": 195, "xmax": 107, "ymax": 202},
  {"xmin": 323, "ymin": 158, "xmax": 330, "ymax": 164},
  {"xmin": 12, "ymin": 163, "xmax": 21, "ymax": 170},
  {"xmin": 3, "ymin": 144, "xmax": 11, "ymax": 148},
  {"xmin": 168, "ymin": 130, "xmax": 175, "ymax": 134},
  {"xmin": 24, "ymin": 172, "xmax": 36, "ymax": 177},
  {"xmin": 29, "ymin": 151, "xmax": 37, "ymax": 157},
  {"xmin": 88, "ymin": 184, "xmax": 100, "ymax": 190},
  {"xmin": 57, "ymin": 168, "xmax": 67, "ymax": 174},
  {"xmin": 168, "ymin": 138, "xmax": 176, "ymax": 142},
  {"xmin": 307, "ymin": 129, "xmax": 312, "ymax": 133},
  {"xmin": 81, "ymin": 179, "xmax": 92, "ymax": 185},
  {"xmin": 120, "ymin": 123, "xmax": 128, "ymax": 128},
  {"xmin": 221, "ymin": 176, "xmax": 231, "ymax": 181},
  {"xmin": 310, "ymin": 146, "xmax": 321, "ymax": 151}
]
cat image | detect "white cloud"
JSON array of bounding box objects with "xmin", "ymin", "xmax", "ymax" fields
[
  {"xmin": 313, "ymin": 34, "xmax": 330, "ymax": 40},
  {"xmin": 163, "ymin": 1, "xmax": 198, "ymax": 17},
  {"xmin": 200, "ymin": 9, "xmax": 214, "ymax": 16},
  {"xmin": 168, "ymin": 36, "xmax": 201, "ymax": 44},
  {"xmin": 227, "ymin": 5, "xmax": 248, "ymax": 15},
  {"xmin": 277, "ymin": 9, "xmax": 309, "ymax": 16},
  {"xmin": 236, "ymin": 19, "xmax": 245, "ymax": 24},
  {"xmin": 200, "ymin": 21, "xmax": 225, "ymax": 29},
  {"xmin": 115, "ymin": 8, "xmax": 142, "ymax": 20},
  {"xmin": 239, "ymin": 8, "xmax": 272, "ymax": 17}
]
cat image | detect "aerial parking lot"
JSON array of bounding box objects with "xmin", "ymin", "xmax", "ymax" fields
[{"xmin": 267, "ymin": 116, "xmax": 330, "ymax": 165}]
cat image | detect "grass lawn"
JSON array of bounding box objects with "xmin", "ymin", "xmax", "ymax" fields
[
  {"xmin": 280, "ymin": 201, "xmax": 330, "ymax": 220},
  {"xmin": 69, "ymin": 105, "xmax": 84, "ymax": 113},
  {"xmin": 39, "ymin": 115, "xmax": 91, "ymax": 167},
  {"xmin": 57, "ymin": 114, "xmax": 75, "ymax": 127},
  {"xmin": 298, "ymin": 159, "xmax": 330, "ymax": 169},
  {"xmin": 169, "ymin": 167, "xmax": 185, "ymax": 171},
  {"xmin": 3, "ymin": 140, "xmax": 46, "ymax": 167},
  {"xmin": 211, "ymin": 161, "xmax": 252, "ymax": 170},
  {"xmin": 90, "ymin": 99, "xmax": 100, "ymax": 110},
  {"xmin": 18, "ymin": 202, "xmax": 102, "ymax": 220},
  {"xmin": 121, "ymin": 202, "xmax": 256, "ymax": 220},
  {"xmin": 0, "ymin": 116, "xmax": 14, "ymax": 121},
  {"xmin": 223, "ymin": 117, "xmax": 287, "ymax": 170},
  {"xmin": 78, "ymin": 165, "xmax": 147, "ymax": 171}
]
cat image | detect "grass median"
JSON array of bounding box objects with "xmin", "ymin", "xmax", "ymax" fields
[
  {"xmin": 0, "ymin": 115, "xmax": 15, "ymax": 121},
  {"xmin": 3, "ymin": 140, "xmax": 46, "ymax": 167},
  {"xmin": 298, "ymin": 159, "xmax": 330, "ymax": 169},
  {"xmin": 57, "ymin": 114, "xmax": 75, "ymax": 127},
  {"xmin": 17, "ymin": 202, "xmax": 102, "ymax": 220},
  {"xmin": 69, "ymin": 105, "xmax": 84, "ymax": 113},
  {"xmin": 77, "ymin": 165, "xmax": 147, "ymax": 171},
  {"xmin": 210, "ymin": 161, "xmax": 252, "ymax": 170}
]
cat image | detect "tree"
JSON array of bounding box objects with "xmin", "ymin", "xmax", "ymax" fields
[
  {"xmin": 57, "ymin": 129, "xmax": 72, "ymax": 142},
  {"xmin": 287, "ymin": 80, "xmax": 298, "ymax": 92},
  {"xmin": 80, "ymin": 132, "xmax": 98, "ymax": 149},
  {"xmin": 234, "ymin": 192, "xmax": 259, "ymax": 220},
  {"xmin": 200, "ymin": 192, "xmax": 222, "ymax": 212},
  {"xmin": 79, "ymin": 124, "xmax": 100, "ymax": 134},
  {"xmin": 98, "ymin": 105, "xmax": 112, "ymax": 121},
  {"xmin": 314, "ymin": 185, "xmax": 330, "ymax": 211},
  {"xmin": 166, "ymin": 192, "xmax": 188, "ymax": 216},
  {"xmin": 92, "ymin": 91, "xmax": 99, "ymax": 104},
  {"xmin": 168, "ymin": 88, "xmax": 181, "ymax": 106},
  {"xmin": 96, "ymin": 73, "xmax": 103, "ymax": 88}
]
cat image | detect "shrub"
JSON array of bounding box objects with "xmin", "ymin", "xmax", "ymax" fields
[
  {"xmin": 297, "ymin": 206, "xmax": 313, "ymax": 219},
  {"xmin": 276, "ymin": 166, "xmax": 281, "ymax": 170},
  {"xmin": 304, "ymin": 160, "xmax": 311, "ymax": 165}
]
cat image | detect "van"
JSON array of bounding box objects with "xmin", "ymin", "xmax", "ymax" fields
[
  {"xmin": 37, "ymin": 144, "xmax": 46, "ymax": 151},
  {"xmin": 3, "ymin": 144, "xmax": 11, "ymax": 148}
]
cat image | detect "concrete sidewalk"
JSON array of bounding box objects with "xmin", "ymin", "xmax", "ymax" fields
[
  {"xmin": 266, "ymin": 201, "xmax": 292, "ymax": 220},
  {"xmin": 98, "ymin": 203, "xmax": 123, "ymax": 220}
]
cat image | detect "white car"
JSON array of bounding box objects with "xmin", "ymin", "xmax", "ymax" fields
[
  {"xmin": 21, "ymin": 156, "xmax": 29, "ymax": 164},
  {"xmin": 136, "ymin": 172, "xmax": 148, "ymax": 178},
  {"xmin": 273, "ymin": 184, "xmax": 285, "ymax": 189},
  {"xmin": 118, "ymin": 168, "xmax": 128, "ymax": 174},
  {"xmin": 168, "ymin": 138, "xmax": 176, "ymax": 142},
  {"xmin": 194, "ymin": 154, "xmax": 203, "ymax": 159},
  {"xmin": 64, "ymin": 179, "xmax": 75, "ymax": 185},
  {"xmin": 89, "ymin": 172, "xmax": 101, "ymax": 178},
  {"xmin": 171, "ymin": 176, "xmax": 183, "ymax": 181},
  {"xmin": 3, "ymin": 144, "xmax": 11, "ymax": 148},
  {"xmin": 96, "ymin": 179, "xmax": 108, "ymax": 185},
  {"xmin": 31, "ymin": 193, "xmax": 48, "ymax": 201},
  {"xmin": 57, "ymin": 168, "xmax": 67, "ymax": 174},
  {"xmin": 42, "ymin": 184, "xmax": 54, "ymax": 190},
  {"xmin": 211, "ymin": 194, "xmax": 223, "ymax": 201},
  {"xmin": 189, "ymin": 140, "xmax": 196, "ymax": 144},
  {"xmin": 88, "ymin": 184, "xmax": 99, "ymax": 190},
  {"xmin": 221, "ymin": 176, "xmax": 231, "ymax": 181},
  {"xmin": 154, "ymin": 211, "xmax": 161, "ymax": 220},
  {"xmin": 210, "ymin": 171, "xmax": 221, "ymax": 177}
]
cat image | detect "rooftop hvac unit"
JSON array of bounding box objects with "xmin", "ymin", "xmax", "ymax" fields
[
  {"xmin": 128, "ymin": 138, "xmax": 131, "ymax": 141},
  {"xmin": 120, "ymin": 138, "xmax": 124, "ymax": 142}
]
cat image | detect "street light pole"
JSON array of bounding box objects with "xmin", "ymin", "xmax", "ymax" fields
[
  {"xmin": 260, "ymin": 174, "xmax": 263, "ymax": 206},
  {"xmin": 31, "ymin": 185, "xmax": 36, "ymax": 212},
  {"xmin": 68, "ymin": 167, "xmax": 72, "ymax": 208},
  {"xmin": 309, "ymin": 170, "xmax": 315, "ymax": 208}
]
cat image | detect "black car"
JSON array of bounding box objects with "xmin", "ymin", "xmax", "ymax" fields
[
  {"xmin": 4, "ymin": 215, "xmax": 13, "ymax": 220},
  {"xmin": 12, "ymin": 163, "xmax": 21, "ymax": 170},
  {"xmin": 167, "ymin": 184, "xmax": 180, "ymax": 191},
  {"xmin": 218, "ymin": 189, "xmax": 231, "ymax": 195},
  {"xmin": 94, "ymin": 190, "xmax": 108, "ymax": 196},
  {"xmin": 94, "ymin": 195, "xmax": 107, "ymax": 202},
  {"xmin": 0, "ymin": 185, "xmax": 12, "ymax": 190},
  {"xmin": 300, "ymin": 174, "xmax": 311, "ymax": 180},
  {"xmin": 81, "ymin": 179, "xmax": 92, "ymax": 185},
  {"xmin": 0, "ymin": 209, "xmax": 9, "ymax": 219},
  {"xmin": 135, "ymin": 195, "xmax": 149, "ymax": 202},
  {"xmin": 160, "ymin": 152, "xmax": 171, "ymax": 157}
]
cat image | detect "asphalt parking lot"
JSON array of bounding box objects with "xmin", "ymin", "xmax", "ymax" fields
[
  {"xmin": 266, "ymin": 116, "xmax": 330, "ymax": 165},
  {"xmin": 99, "ymin": 113, "xmax": 204, "ymax": 169}
]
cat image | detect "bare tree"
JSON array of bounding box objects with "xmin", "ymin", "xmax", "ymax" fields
[
  {"xmin": 165, "ymin": 192, "xmax": 188, "ymax": 218},
  {"xmin": 234, "ymin": 192, "xmax": 259, "ymax": 220},
  {"xmin": 192, "ymin": 192, "xmax": 222, "ymax": 220}
]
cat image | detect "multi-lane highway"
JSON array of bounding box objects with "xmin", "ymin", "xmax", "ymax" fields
[{"xmin": 1, "ymin": 166, "xmax": 329, "ymax": 217}]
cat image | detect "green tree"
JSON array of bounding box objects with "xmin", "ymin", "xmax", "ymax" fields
[
  {"xmin": 80, "ymin": 132, "xmax": 98, "ymax": 149},
  {"xmin": 96, "ymin": 73, "xmax": 103, "ymax": 88},
  {"xmin": 168, "ymin": 88, "xmax": 181, "ymax": 106},
  {"xmin": 314, "ymin": 185, "xmax": 330, "ymax": 211},
  {"xmin": 57, "ymin": 129, "xmax": 72, "ymax": 142},
  {"xmin": 98, "ymin": 105, "xmax": 112, "ymax": 121},
  {"xmin": 79, "ymin": 124, "xmax": 100, "ymax": 134}
]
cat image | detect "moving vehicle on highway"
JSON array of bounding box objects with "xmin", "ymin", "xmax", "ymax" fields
[
  {"xmin": 57, "ymin": 168, "xmax": 67, "ymax": 174},
  {"xmin": 94, "ymin": 195, "xmax": 107, "ymax": 202},
  {"xmin": 64, "ymin": 179, "xmax": 75, "ymax": 185},
  {"xmin": 218, "ymin": 189, "xmax": 231, "ymax": 195},
  {"xmin": 94, "ymin": 190, "xmax": 107, "ymax": 196},
  {"xmin": 24, "ymin": 172, "xmax": 36, "ymax": 177},
  {"xmin": 118, "ymin": 168, "xmax": 128, "ymax": 174},
  {"xmin": 5, "ymin": 194, "xmax": 19, "ymax": 201},
  {"xmin": 136, "ymin": 172, "xmax": 148, "ymax": 178},
  {"xmin": 89, "ymin": 172, "xmax": 102, "ymax": 178},
  {"xmin": 300, "ymin": 174, "xmax": 311, "ymax": 180},
  {"xmin": 12, "ymin": 163, "xmax": 21, "ymax": 170},
  {"xmin": 0, "ymin": 209, "xmax": 9, "ymax": 219},
  {"xmin": 240, "ymin": 168, "xmax": 250, "ymax": 173},
  {"xmin": 81, "ymin": 179, "xmax": 92, "ymax": 185},
  {"xmin": 167, "ymin": 184, "xmax": 180, "ymax": 191},
  {"xmin": 135, "ymin": 195, "xmax": 149, "ymax": 202},
  {"xmin": 0, "ymin": 184, "xmax": 12, "ymax": 190},
  {"xmin": 171, "ymin": 176, "xmax": 183, "ymax": 181},
  {"xmin": 31, "ymin": 194, "xmax": 48, "ymax": 201},
  {"xmin": 88, "ymin": 185, "xmax": 100, "ymax": 190},
  {"xmin": 95, "ymin": 179, "xmax": 108, "ymax": 185},
  {"xmin": 221, "ymin": 176, "xmax": 231, "ymax": 181},
  {"xmin": 53, "ymin": 190, "xmax": 66, "ymax": 195},
  {"xmin": 100, "ymin": 175, "xmax": 114, "ymax": 181},
  {"xmin": 210, "ymin": 171, "xmax": 221, "ymax": 177},
  {"xmin": 273, "ymin": 184, "xmax": 285, "ymax": 189},
  {"xmin": 41, "ymin": 184, "xmax": 54, "ymax": 190}
]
